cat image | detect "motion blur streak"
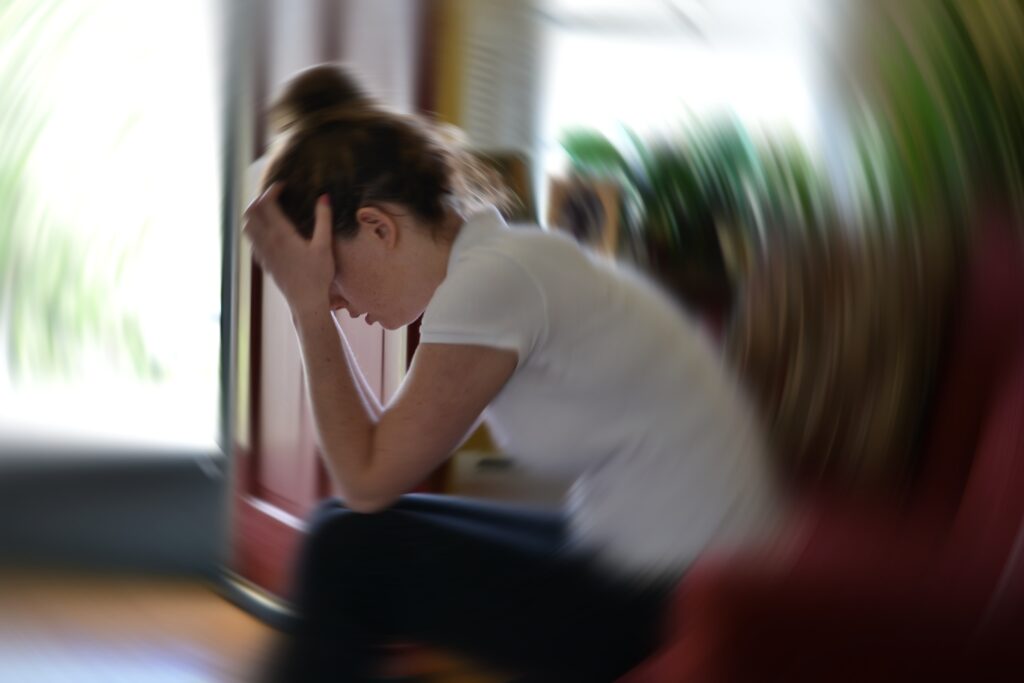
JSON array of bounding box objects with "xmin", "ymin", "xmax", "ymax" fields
[{"xmin": 1, "ymin": 0, "xmax": 1023, "ymax": 681}]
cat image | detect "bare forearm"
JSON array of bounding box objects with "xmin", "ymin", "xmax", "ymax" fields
[
  {"xmin": 293, "ymin": 309, "xmax": 376, "ymax": 505},
  {"xmin": 333, "ymin": 312, "xmax": 384, "ymax": 420}
]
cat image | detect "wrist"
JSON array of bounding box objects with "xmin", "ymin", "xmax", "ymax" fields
[{"xmin": 291, "ymin": 303, "xmax": 332, "ymax": 333}]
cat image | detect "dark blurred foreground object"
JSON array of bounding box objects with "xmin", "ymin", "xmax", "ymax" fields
[{"xmin": 620, "ymin": 210, "xmax": 1024, "ymax": 682}]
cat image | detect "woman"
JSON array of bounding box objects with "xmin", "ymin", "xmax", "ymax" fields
[{"xmin": 246, "ymin": 64, "xmax": 782, "ymax": 682}]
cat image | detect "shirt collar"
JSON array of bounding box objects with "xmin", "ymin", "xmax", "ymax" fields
[{"xmin": 447, "ymin": 205, "xmax": 507, "ymax": 267}]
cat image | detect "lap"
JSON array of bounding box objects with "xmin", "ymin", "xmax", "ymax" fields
[
  {"xmin": 294, "ymin": 495, "xmax": 669, "ymax": 681},
  {"xmin": 310, "ymin": 494, "xmax": 566, "ymax": 554}
]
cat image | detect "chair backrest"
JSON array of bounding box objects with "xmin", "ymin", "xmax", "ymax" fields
[
  {"xmin": 916, "ymin": 209, "xmax": 1024, "ymax": 648},
  {"xmin": 952, "ymin": 350, "xmax": 1024, "ymax": 649},
  {"xmin": 915, "ymin": 211, "xmax": 1024, "ymax": 524}
]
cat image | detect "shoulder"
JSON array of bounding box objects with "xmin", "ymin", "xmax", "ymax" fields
[
  {"xmin": 429, "ymin": 225, "xmax": 554, "ymax": 311},
  {"xmin": 420, "ymin": 233, "xmax": 551, "ymax": 362}
]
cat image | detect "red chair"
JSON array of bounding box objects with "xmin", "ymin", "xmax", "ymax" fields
[{"xmin": 623, "ymin": 213, "xmax": 1024, "ymax": 682}]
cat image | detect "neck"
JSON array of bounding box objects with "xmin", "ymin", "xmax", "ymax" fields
[{"xmin": 405, "ymin": 207, "xmax": 465, "ymax": 313}]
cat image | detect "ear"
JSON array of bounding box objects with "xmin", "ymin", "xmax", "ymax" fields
[{"xmin": 355, "ymin": 206, "xmax": 398, "ymax": 249}]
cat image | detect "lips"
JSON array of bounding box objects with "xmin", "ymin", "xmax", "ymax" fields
[{"xmin": 348, "ymin": 310, "xmax": 377, "ymax": 326}]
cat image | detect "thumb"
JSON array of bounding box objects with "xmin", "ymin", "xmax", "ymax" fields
[{"xmin": 312, "ymin": 194, "xmax": 333, "ymax": 249}]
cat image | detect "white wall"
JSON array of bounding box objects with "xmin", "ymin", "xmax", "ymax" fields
[{"xmin": 341, "ymin": 0, "xmax": 418, "ymax": 111}]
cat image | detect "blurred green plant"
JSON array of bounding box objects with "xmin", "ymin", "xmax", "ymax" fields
[
  {"xmin": 0, "ymin": 0, "xmax": 161, "ymax": 382},
  {"xmin": 560, "ymin": 0, "xmax": 1024, "ymax": 272},
  {"xmin": 560, "ymin": 117, "xmax": 833, "ymax": 285},
  {"xmin": 843, "ymin": 0, "xmax": 1024, "ymax": 231}
]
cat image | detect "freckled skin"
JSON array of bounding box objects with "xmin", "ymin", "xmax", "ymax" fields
[{"xmin": 329, "ymin": 204, "xmax": 454, "ymax": 330}]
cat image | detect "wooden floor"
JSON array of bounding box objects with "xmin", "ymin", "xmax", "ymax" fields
[
  {"xmin": 0, "ymin": 571, "xmax": 276, "ymax": 682},
  {"xmin": 0, "ymin": 570, "xmax": 513, "ymax": 683}
]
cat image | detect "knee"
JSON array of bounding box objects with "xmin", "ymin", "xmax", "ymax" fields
[
  {"xmin": 293, "ymin": 501, "xmax": 392, "ymax": 607},
  {"xmin": 306, "ymin": 498, "xmax": 369, "ymax": 552},
  {"xmin": 301, "ymin": 498, "xmax": 401, "ymax": 572},
  {"xmin": 306, "ymin": 496, "xmax": 347, "ymax": 533}
]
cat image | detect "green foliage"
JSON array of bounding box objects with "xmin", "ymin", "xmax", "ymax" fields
[
  {"xmin": 560, "ymin": 129, "xmax": 630, "ymax": 177},
  {"xmin": 558, "ymin": 0, "xmax": 1024, "ymax": 274},
  {"xmin": 0, "ymin": 0, "xmax": 162, "ymax": 382},
  {"xmin": 848, "ymin": 0, "xmax": 1024, "ymax": 229},
  {"xmin": 559, "ymin": 118, "xmax": 831, "ymax": 271}
]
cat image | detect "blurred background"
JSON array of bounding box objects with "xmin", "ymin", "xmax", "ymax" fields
[{"xmin": 1, "ymin": 0, "xmax": 1022, "ymax": 680}]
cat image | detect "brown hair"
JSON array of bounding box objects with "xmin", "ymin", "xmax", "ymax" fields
[{"xmin": 260, "ymin": 63, "xmax": 503, "ymax": 240}]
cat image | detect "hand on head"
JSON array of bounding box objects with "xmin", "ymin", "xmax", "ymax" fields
[{"xmin": 243, "ymin": 183, "xmax": 336, "ymax": 318}]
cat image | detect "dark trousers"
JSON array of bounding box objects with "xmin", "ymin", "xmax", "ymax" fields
[{"xmin": 262, "ymin": 494, "xmax": 671, "ymax": 682}]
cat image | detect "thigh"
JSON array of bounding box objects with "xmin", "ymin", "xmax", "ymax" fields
[
  {"xmin": 298, "ymin": 499, "xmax": 668, "ymax": 682},
  {"xmin": 311, "ymin": 494, "xmax": 566, "ymax": 554},
  {"xmin": 395, "ymin": 494, "xmax": 567, "ymax": 553}
]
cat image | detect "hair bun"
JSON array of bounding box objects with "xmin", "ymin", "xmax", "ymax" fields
[{"xmin": 270, "ymin": 63, "xmax": 372, "ymax": 134}]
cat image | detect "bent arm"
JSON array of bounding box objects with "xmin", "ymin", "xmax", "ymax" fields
[
  {"xmin": 333, "ymin": 313, "xmax": 383, "ymax": 421},
  {"xmin": 293, "ymin": 308, "xmax": 516, "ymax": 512}
]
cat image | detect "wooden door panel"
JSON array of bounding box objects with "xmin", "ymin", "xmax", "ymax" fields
[
  {"xmin": 233, "ymin": 477, "xmax": 306, "ymax": 599},
  {"xmin": 256, "ymin": 281, "xmax": 314, "ymax": 517}
]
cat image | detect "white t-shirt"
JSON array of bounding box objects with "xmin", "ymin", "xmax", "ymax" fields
[{"xmin": 420, "ymin": 207, "xmax": 782, "ymax": 580}]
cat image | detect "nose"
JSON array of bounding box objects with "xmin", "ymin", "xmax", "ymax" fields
[{"xmin": 329, "ymin": 282, "xmax": 348, "ymax": 312}]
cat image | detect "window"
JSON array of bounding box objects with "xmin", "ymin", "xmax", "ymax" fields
[
  {"xmin": 539, "ymin": 0, "xmax": 827, "ymax": 172},
  {"xmin": 0, "ymin": 0, "xmax": 223, "ymax": 451}
]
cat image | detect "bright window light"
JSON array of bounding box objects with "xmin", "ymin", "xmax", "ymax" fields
[
  {"xmin": 539, "ymin": 0, "xmax": 825, "ymax": 171},
  {"xmin": 0, "ymin": 0, "xmax": 222, "ymax": 451}
]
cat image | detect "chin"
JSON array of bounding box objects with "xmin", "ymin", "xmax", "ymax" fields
[{"xmin": 383, "ymin": 310, "xmax": 423, "ymax": 331}]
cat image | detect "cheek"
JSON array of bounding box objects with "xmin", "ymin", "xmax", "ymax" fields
[
  {"xmin": 344, "ymin": 267, "xmax": 386, "ymax": 314},
  {"xmin": 383, "ymin": 273, "xmax": 415, "ymax": 322},
  {"xmin": 337, "ymin": 244, "xmax": 386, "ymax": 303},
  {"xmin": 361, "ymin": 259, "xmax": 394, "ymax": 305}
]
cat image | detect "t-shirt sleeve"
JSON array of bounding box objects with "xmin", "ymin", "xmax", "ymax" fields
[{"xmin": 419, "ymin": 249, "xmax": 547, "ymax": 363}]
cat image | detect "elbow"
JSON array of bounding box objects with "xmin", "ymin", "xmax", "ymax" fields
[
  {"xmin": 322, "ymin": 446, "xmax": 395, "ymax": 514},
  {"xmin": 344, "ymin": 495, "xmax": 394, "ymax": 514},
  {"xmin": 324, "ymin": 439, "xmax": 402, "ymax": 514},
  {"xmin": 340, "ymin": 478, "xmax": 399, "ymax": 514}
]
